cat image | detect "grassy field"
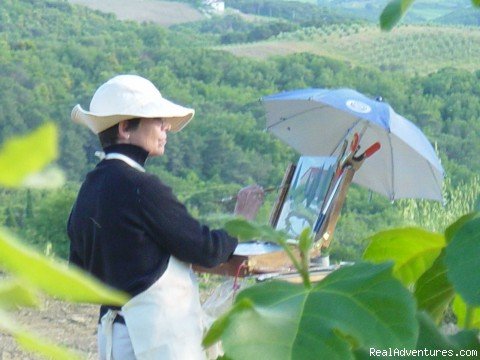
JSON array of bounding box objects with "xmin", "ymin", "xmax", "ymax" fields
[
  {"xmin": 217, "ymin": 24, "xmax": 480, "ymax": 75},
  {"xmin": 68, "ymin": 0, "xmax": 205, "ymax": 27}
]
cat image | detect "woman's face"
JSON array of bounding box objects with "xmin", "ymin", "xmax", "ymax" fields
[{"xmin": 128, "ymin": 118, "xmax": 172, "ymax": 156}]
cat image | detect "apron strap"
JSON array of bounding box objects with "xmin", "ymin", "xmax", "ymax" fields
[{"xmin": 101, "ymin": 309, "xmax": 119, "ymax": 360}]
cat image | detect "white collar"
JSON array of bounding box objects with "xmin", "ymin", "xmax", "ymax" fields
[{"xmin": 100, "ymin": 152, "xmax": 146, "ymax": 172}]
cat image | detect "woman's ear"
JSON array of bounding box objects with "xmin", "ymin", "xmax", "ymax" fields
[{"xmin": 118, "ymin": 120, "xmax": 131, "ymax": 141}]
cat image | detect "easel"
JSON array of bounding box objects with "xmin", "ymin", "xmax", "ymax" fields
[{"xmin": 194, "ymin": 133, "xmax": 381, "ymax": 281}]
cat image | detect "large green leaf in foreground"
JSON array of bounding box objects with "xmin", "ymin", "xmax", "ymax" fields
[
  {"xmin": 204, "ymin": 262, "xmax": 417, "ymax": 360},
  {"xmin": 453, "ymin": 296, "xmax": 480, "ymax": 330},
  {"xmin": 416, "ymin": 311, "xmax": 480, "ymax": 352},
  {"xmin": 445, "ymin": 216, "xmax": 480, "ymax": 306},
  {"xmin": 0, "ymin": 123, "xmax": 57, "ymax": 187},
  {"xmin": 363, "ymin": 228, "xmax": 444, "ymax": 286},
  {"xmin": 444, "ymin": 212, "xmax": 479, "ymax": 245},
  {"xmin": 0, "ymin": 227, "xmax": 128, "ymax": 305},
  {"xmin": 413, "ymin": 214, "xmax": 480, "ymax": 324},
  {"xmin": 224, "ymin": 217, "xmax": 288, "ymax": 243},
  {"xmin": 380, "ymin": 0, "xmax": 415, "ymax": 31},
  {"xmin": 414, "ymin": 250, "xmax": 454, "ymax": 324},
  {"xmin": 0, "ymin": 280, "xmax": 39, "ymax": 310}
]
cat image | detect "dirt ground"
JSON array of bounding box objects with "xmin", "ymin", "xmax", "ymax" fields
[
  {"xmin": 0, "ymin": 299, "xmax": 98, "ymax": 359},
  {"xmin": 0, "ymin": 274, "xmax": 235, "ymax": 360}
]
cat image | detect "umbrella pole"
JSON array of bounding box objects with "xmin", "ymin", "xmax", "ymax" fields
[
  {"xmin": 313, "ymin": 139, "xmax": 381, "ymax": 250},
  {"xmin": 328, "ymin": 120, "xmax": 367, "ymax": 157}
]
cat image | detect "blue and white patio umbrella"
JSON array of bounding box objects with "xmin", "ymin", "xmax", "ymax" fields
[{"xmin": 262, "ymin": 88, "xmax": 444, "ymax": 202}]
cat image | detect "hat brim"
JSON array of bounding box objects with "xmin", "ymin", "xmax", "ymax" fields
[{"xmin": 71, "ymin": 101, "xmax": 194, "ymax": 134}]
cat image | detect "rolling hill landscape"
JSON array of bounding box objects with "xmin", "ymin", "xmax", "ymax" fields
[
  {"xmin": 65, "ymin": 0, "xmax": 480, "ymax": 75},
  {"xmin": 218, "ymin": 23, "xmax": 480, "ymax": 75},
  {"xmin": 1, "ymin": 0, "xmax": 480, "ymax": 358},
  {"xmin": 68, "ymin": 0, "xmax": 205, "ymax": 26},
  {"xmin": 0, "ymin": 0, "xmax": 476, "ymax": 263},
  {"xmin": 315, "ymin": 0, "xmax": 472, "ymax": 22}
]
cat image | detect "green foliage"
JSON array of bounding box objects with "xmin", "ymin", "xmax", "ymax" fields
[
  {"xmin": 380, "ymin": 0, "xmax": 415, "ymax": 31},
  {"xmin": 3, "ymin": 1, "xmax": 480, "ymax": 202},
  {"xmin": 223, "ymin": 217, "xmax": 312, "ymax": 286},
  {"xmin": 0, "ymin": 123, "xmax": 57, "ymax": 187},
  {"xmin": 415, "ymin": 311, "xmax": 480, "ymax": 353},
  {"xmin": 453, "ymin": 296, "xmax": 480, "ymax": 329},
  {"xmin": 1, "ymin": 2, "xmax": 480, "ymax": 357},
  {"xmin": 20, "ymin": 185, "xmax": 78, "ymax": 259},
  {"xmin": 205, "ymin": 262, "xmax": 417, "ymax": 360},
  {"xmin": 363, "ymin": 228, "xmax": 445, "ymax": 286},
  {"xmin": 224, "ymin": 217, "xmax": 287, "ymax": 243},
  {"xmin": 2, "ymin": 0, "xmax": 480, "ymax": 271},
  {"xmin": 223, "ymin": 24, "xmax": 480, "ymax": 76},
  {"xmin": 318, "ymin": 0, "xmax": 471, "ymax": 24},
  {"xmin": 224, "ymin": 0, "xmax": 357, "ymax": 26},
  {"xmin": 389, "ymin": 175, "xmax": 480, "ymax": 270},
  {"xmin": 380, "ymin": 0, "xmax": 480, "ymax": 30},
  {"xmin": 330, "ymin": 186, "xmax": 405, "ymax": 261},
  {"xmin": 208, "ymin": 212, "xmax": 480, "ymax": 358},
  {"xmin": 0, "ymin": 280, "xmax": 39, "ymax": 310},
  {"xmin": 0, "ymin": 125, "xmax": 128, "ymax": 358},
  {"xmin": 0, "ymin": 227, "xmax": 128, "ymax": 305},
  {"xmin": 173, "ymin": 14, "xmax": 300, "ymax": 45},
  {"xmin": 445, "ymin": 216, "xmax": 480, "ymax": 306},
  {"xmin": 363, "ymin": 211, "xmax": 480, "ymax": 331},
  {"xmin": 414, "ymin": 250, "xmax": 454, "ymax": 323}
]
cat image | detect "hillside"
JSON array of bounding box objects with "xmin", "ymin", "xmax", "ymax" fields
[
  {"xmin": 2, "ymin": 1, "xmax": 480, "ymax": 358},
  {"xmin": 316, "ymin": 0, "xmax": 471, "ymax": 23},
  {"xmin": 437, "ymin": 6, "xmax": 480, "ymax": 26},
  {"xmin": 68, "ymin": 0, "xmax": 480, "ymax": 28},
  {"xmin": 1, "ymin": 0, "xmax": 480, "ymax": 263},
  {"xmin": 63, "ymin": 0, "xmax": 480, "ymax": 78},
  {"xmin": 68, "ymin": 0, "xmax": 205, "ymax": 27},
  {"xmin": 217, "ymin": 24, "xmax": 480, "ymax": 75}
]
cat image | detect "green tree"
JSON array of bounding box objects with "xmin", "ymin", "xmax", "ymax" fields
[{"xmin": 21, "ymin": 186, "xmax": 77, "ymax": 259}]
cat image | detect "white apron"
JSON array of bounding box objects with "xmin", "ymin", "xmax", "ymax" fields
[
  {"xmin": 124, "ymin": 257, "xmax": 205, "ymax": 359},
  {"xmin": 99, "ymin": 154, "xmax": 205, "ymax": 359}
]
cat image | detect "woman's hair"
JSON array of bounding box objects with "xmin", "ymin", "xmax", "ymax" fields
[{"xmin": 98, "ymin": 118, "xmax": 141, "ymax": 148}]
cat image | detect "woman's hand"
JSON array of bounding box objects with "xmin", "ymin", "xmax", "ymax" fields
[{"xmin": 233, "ymin": 185, "xmax": 265, "ymax": 221}]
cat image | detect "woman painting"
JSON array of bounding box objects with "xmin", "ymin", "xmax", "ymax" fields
[{"xmin": 68, "ymin": 74, "xmax": 263, "ymax": 359}]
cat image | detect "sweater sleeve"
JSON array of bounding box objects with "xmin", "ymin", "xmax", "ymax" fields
[
  {"xmin": 138, "ymin": 174, "xmax": 238, "ymax": 268},
  {"xmin": 67, "ymin": 207, "xmax": 84, "ymax": 268}
]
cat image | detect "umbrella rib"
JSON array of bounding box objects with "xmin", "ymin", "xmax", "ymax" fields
[
  {"xmin": 427, "ymin": 161, "xmax": 444, "ymax": 202},
  {"xmin": 388, "ymin": 133, "xmax": 395, "ymax": 201},
  {"xmin": 265, "ymin": 104, "xmax": 330, "ymax": 130},
  {"xmin": 328, "ymin": 118, "xmax": 363, "ymax": 156}
]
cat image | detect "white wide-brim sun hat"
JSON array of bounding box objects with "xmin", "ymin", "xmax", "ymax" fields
[{"xmin": 71, "ymin": 74, "xmax": 195, "ymax": 134}]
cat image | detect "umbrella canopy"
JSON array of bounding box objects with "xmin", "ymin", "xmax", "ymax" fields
[{"xmin": 263, "ymin": 88, "xmax": 444, "ymax": 202}]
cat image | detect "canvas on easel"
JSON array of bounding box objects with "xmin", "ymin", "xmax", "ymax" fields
[
  {"xmin": 195, "ymin": 133, "xmax": 380, "ymax": 276},
  {"xmin": 194, "ymin": 155, "xmax": 343, "ymax": 276},
  {"xmin": 272, "ymin": 156, "xmax": 337, "ymax": 239}
]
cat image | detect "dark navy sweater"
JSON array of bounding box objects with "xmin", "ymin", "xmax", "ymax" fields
[{"xmin": 67, "ymin": 144, "xmax": 238, "ymax": 305}]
